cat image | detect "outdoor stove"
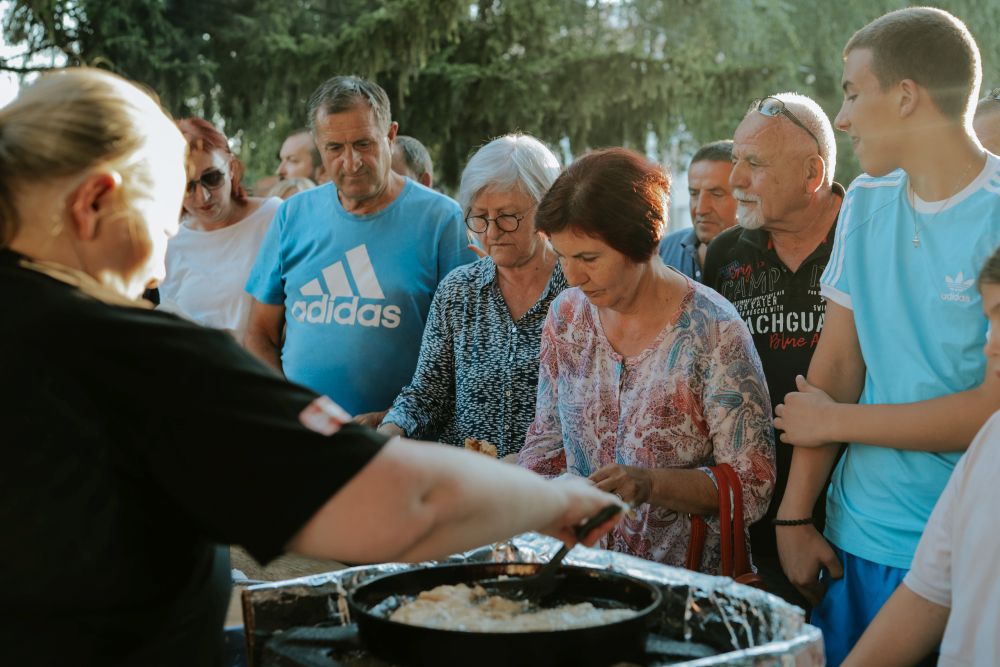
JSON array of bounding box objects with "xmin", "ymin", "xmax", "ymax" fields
[
  {"xmin": 260, "ymin": 623, "xmax": 723, "ymax": 666},
  {"xmin": 241, "ymin": 534, "xmax": 824, "ymax": 667}
]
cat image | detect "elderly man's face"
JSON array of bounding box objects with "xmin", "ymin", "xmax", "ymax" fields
[
  {"xmin": 277, "ymin": 132, "xmax": 317, "ymax": 180},
  {"xmin": 314, "ymin": 104, "xmax": 397, "ymax": 207},
  {"xmin": 688, "ymin": 159, "xmax": 737, "ymax": 244},
  {"xmin": 730, "ymin": 114, "xmax": 813, "ymax": 230}
]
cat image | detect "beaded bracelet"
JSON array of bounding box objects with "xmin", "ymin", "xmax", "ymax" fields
[{"xmin": 771, "ymin": 517, "xmax": 814, "ymax": 526}]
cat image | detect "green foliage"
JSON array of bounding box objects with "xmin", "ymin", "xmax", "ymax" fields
[{"xmin": 4, "ymin": 0, "xmax": 1000, "ymax": 188}]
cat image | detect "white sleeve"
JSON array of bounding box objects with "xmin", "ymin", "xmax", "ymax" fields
[{"xmin": 903, "ymin": 455, "xmax": 962, "ymax": 608}]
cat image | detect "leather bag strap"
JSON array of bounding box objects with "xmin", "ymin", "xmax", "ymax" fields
[{"xmin": 686, "ymin": 463, "xmax": 763, "ymax": 588}]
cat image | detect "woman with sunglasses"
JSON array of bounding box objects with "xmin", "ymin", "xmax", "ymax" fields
[
  {"xmin": 157, "ymin": 117, "xmax": 282, "ymax": 341},
  {"xmin": 378, "ymin": 134, "xmax": 565, "ymax": 460}
]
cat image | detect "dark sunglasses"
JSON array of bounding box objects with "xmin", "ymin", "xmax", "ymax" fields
[
  {"xmin": 750, "ymin": 96, "xmax": 821, "ymax": 149},
  {"xmin": 186, "ymin": 169, "xmax": 226, "ymax": 195}
]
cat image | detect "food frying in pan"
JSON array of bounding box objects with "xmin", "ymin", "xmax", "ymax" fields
[{"xmin": 389, "ymin": 583, "xmax": 637, "ymax": 632}]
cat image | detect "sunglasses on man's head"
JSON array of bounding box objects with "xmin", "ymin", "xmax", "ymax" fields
[
  {"xmin": 750, "ymin": 96, "xmax": 821, "ymax": 149},
  {"xmin": 186, "ymin": 169, "xmax": 226, "ymax": 195}
]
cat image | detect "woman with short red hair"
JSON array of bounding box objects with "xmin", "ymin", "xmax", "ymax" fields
[
  {"xmin": 518, "ymin": 148, "xmax": 776, "ymax": 572},
  {"xmin": 158, "ymin": 117, "xmax": 281, "ymax": 341}
]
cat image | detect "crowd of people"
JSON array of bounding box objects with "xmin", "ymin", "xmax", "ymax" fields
[{"xmin": 2, "ymin": 4, "xmax": 1000, "ymax": 667}]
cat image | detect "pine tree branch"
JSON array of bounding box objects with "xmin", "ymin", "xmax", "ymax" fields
[{"xmin": 0, "ymin": 62, "xmax": 61, "ymax": 74}]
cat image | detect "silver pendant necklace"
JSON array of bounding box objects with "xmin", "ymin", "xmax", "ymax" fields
[{"xmin": 908, "ymin": 155, "xmax": 982, "ymax": 249}]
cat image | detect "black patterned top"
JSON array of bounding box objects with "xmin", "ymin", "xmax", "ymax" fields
[{"xmin": 383, "ymin": 257, "xmax": 567, "ymax": 457}]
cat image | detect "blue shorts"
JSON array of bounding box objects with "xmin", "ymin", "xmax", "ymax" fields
[{"xmin": 810, "ymin": 546, "xmax": 907, "ymax": 666}]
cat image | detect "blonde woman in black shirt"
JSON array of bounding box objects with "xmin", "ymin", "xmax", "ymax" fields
[{"xmin": 0, "ymin": 69, "xmax": 621, "ymax": 666}]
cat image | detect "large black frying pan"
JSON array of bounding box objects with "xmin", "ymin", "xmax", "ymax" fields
[{"xmin": 347, "ymin": 562, "xmax": 663, "ymax": 667}]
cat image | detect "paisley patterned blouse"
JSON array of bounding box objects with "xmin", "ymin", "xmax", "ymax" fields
[
  {"xmin": 383, "ymin": 258, "xmax": 566, "ymax": 457},
  {"xmin": 518, "ymin": 278, "xmax": 775, "ymax": 571}
]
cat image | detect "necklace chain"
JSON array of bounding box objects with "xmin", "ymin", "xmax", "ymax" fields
[{"xmin": 908, "ymin": 156, "xmax": 982, "ymax": 248}]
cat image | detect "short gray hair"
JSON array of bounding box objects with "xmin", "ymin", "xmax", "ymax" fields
[
  {"xmin": 746, "ymin": 92, "xmax": 837, "ymax": 187},
  {"xmin": 394, "ymin": 135, "xmax": 433, "ymax": 180},
  {"xmin": 690, "ymin": 139, "xmax": 733, "ymax": 165},
  {"xmin": 307, "ymin": 75, "xmax": 392, "ymax": 133},
  {"xmin": 457, "ymin": 133, "xmax": 562, "ymax": 215}
]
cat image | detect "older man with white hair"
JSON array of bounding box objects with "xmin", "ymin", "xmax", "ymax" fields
[{"xmin": 702, "ymin": 91, "xmax": 844, "ymax": 608}]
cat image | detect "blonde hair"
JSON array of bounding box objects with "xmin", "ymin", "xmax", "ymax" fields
[{"xmin": 0, "ymin": 67, "xmax": 184, "ymax": 246}]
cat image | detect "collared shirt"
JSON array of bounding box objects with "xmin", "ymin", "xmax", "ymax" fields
[
  {"xmin": 658, "ymin": 227, "xmax": 702, "ymax": 281},
  {"xmin": 383, "ymin": 258, "xmax": 567, "ymax": 457}
]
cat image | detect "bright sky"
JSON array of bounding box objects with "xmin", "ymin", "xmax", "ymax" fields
[
  {"xmin": 1, "ymin": 2, "xmax": 23, "ymax": 106},
  {"xmin": 0, "ymin": 1, "xmax": 64, "ymax": 107}
]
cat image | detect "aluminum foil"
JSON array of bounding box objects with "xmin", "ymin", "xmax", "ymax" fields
[{"xmin": 247, "ymin": 532, "xmax": 824, "ymax": 666}]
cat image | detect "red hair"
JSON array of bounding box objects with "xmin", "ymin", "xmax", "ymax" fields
[
  {"xmin": 176, "ymin": 117, "xmax": 248, "ymax": 203},
  {"xmin": 535, "ymin": 148, "xmax": 670, "ymax": 263}
]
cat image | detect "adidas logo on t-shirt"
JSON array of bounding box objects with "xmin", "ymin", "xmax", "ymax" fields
[
  {"xmin": 941, "ymin": 270, "xmax": 975, "ymax": 303},
  {"xmin": 290, "ymin": 244, "xmax": 402, "ymax": 328}
]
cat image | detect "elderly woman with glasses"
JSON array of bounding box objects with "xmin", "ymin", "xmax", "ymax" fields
[
  {"xmin": 157, "ymin": 118, "xmax": 282, "ymax": 341},
  {"xmin": 378, "ymin": 134, "xmax": 565, "ymax": 459},
  {"xmin": 518, "ymin": 148, "xmax": 776, "ymax": 571}
]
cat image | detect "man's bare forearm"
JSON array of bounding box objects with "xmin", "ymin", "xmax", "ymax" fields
[{"xmin": 778, "ymin": 446, "xmax": 840, "ymax": 517}]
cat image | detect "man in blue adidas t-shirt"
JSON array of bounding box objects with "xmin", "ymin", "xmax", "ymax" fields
[
  {"xmin": 770, "ymin": 8, "xmax": 1000, "ymax": 665},
  {"xmin": 245, "ymin": 76, "xmax": 474, "ymax": 417}
]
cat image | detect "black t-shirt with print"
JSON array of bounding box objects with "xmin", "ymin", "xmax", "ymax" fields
[
  {"xmin": 0, "ymin": 248, "xmax": 386, "ymax": 666},
  {"xmin": 703, "ymin": 186, "xmax": 843, "ymax": 557}
]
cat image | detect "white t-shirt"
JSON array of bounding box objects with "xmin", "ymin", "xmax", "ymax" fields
[
  {"xmin": 904, "ymin": 410, "xmax": 1000, "ymax": 667},
  {"xmin": 159, "ymin": 197, "xmax": 281, "ymax": 341}
]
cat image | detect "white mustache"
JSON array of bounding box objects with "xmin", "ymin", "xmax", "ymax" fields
[{"xmin": 732, "ymin": 189, "xmax": 760, "ymax": 204}]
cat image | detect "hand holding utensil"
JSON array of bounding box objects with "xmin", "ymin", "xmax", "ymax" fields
[{"xmin": 478, "ymin": 504, "xmax": 625, "ymax": 604}]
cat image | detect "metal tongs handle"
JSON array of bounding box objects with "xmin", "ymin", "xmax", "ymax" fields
[
  {"xmin": 479, "ymin": 503, "xmax": 625, "ymax": 603},
  {"xmin": 551, "ymin": 502, "xmax": 627, "ymax": 562}
]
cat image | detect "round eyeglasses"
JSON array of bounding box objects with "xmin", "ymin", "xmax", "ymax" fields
[
  {"xmin": 464, "ymin": 207, "xmax": 533, "ymax": 234},
  {"xmin": 750, "ymin": 96, "xmax": 821, "ymax": 150}
]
